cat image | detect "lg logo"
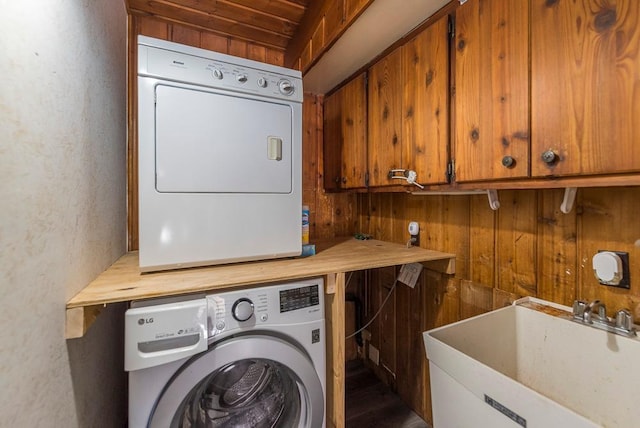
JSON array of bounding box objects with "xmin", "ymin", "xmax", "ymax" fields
[{"xmin": 138, "ymin": 317, "xmax": 154, "ymax": 325}]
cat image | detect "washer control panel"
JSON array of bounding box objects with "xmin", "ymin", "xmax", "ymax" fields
[{"xmin": 207, "ymin": 278, "xmax": 324, "ymax": 338}]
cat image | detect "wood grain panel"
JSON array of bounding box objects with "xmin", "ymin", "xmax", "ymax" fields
[
  {"xmin": 325, "ymin": 272, "xmax": 346, "ymax": 428},
  {"xmin": 453, "ymin": 0, "xmax": 529, "ymax": 181},
  {"xmin": 496, "ymin": 190, "xmax": 538, "ymax": 296},
  {"xmin": 577, "ymin": 188, "xmax": 640, "ymax": 316},
  {"xmin": 368, "ymin": 48, "xmax": 403, "ymax": 187},
  {"xmin": 460, "ymin": 279, "xmax": 493, "ymax": 319},
  {"xmin": 340, "ymin": 74, "xmax": 368, "ymax": 189},
  {"xmin": 531, "ymin": 0, "xmax": 640, "ymax": 177},
  {"xmin": 402, "ymin": 15, "xmax": 450, "ymax": 186},
  {"xmin": 127, "ymin": 0, "xmax": 295, "ymax": 49},
  {"xmin": 536, "ymin": 188, "xmax": 577, "ymax": 306},
  {"xmin": 469, "ymin": 194, "xmax": 496, "ymax": 285}
]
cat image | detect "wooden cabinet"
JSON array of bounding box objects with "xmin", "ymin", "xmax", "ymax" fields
[
  {"xmin": 453, "ymin": 0, "xmax": 530, "ymax": 182},
  {"xmin": 530, "ymin": 0, "xmax": 640, "ymax": 177},
  {"xmin": 453, "ymin": 0, "xmax": 640, "ymax": 182},
  {"xmin": 368, "ymin": 47, "xmax": 403, "ymax": 187},
  {"xmin": 323, "ymin": 73, "xmax": 367, "ymax": 190},
  {"xmin": 324, "ymin": 14, "xmax": 451, "ymax": 190},
  {"xmin": 402, "ymin": 15, "xmax": 450, "ymax": 186}
]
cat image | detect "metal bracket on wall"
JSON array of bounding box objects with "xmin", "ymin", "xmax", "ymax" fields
[
  {"xmin": 560, "ymin": 187, "xmax": 577, "ymax": 214},
  {"xmin": 487, "ymin": 189, "xmax": 500, "ymax": 210},
  {"xmin": 459, "ymin": 0, "xmax": 468, "ymax": 4}
]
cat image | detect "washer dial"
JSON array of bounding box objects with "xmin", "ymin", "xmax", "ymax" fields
[{"xmin": 231, "ymin": 298, "xmax": 254, "ymax": 322}]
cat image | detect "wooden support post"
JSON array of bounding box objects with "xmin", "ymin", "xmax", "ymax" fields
[{"xmin": 325, "ymin": 272, "xmax": 345, "ymax": 428}]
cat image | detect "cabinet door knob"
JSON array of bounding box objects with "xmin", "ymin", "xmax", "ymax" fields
[
  {"xmin": 541, "ymin": 150, "xmax": 558, "ymax": 164},
  {"xmin": 334, "ymin": 177, "xmax": 341, "ymax": 184},
  {"xmin": 342, "ymin": 177, "xmax": 347, "ymax": 184},
  {"xmin": 501, "ymin": 156, "xmax": 516, "ymax": 168}
]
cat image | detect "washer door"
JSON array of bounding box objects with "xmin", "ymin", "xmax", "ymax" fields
[{"xmin": 149, "ymin": 335, "xmax": 324, "ymax": 428}]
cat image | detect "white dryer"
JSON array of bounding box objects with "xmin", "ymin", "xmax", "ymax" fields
[{"xmin": 125, "ymin": 278, "xmax": 326, "ymax": 428}]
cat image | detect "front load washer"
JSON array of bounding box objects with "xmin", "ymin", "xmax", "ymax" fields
[{"xmin": 125, "ymin": 278, "xmax": 326, "ymax": 428}]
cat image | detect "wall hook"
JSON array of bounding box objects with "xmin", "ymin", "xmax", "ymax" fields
[
  {"xmin": 487, "ymin": 189, "xmax": 500, "ymax": 210},
  {"xmin": 560, "ymin": 187, "xmax": 577, "ymax": 214}
]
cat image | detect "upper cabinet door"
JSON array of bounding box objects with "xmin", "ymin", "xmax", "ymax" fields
[
  {"xmin": 402, "ymin": 15, "xmax": 450, "ymax": 186},
  {"xmin": 453, "ymin": 0, "xmax": 530, "ymax": 182},
  {"xmin": 368, "ymin": 48, "xmax": 403, "ymax": 187},
  {"xmin": 531, "ymin": 0, "xmax": 640, "ymax": 177},
  {"xmin": 323, "ymin": 73, "xmax": 368, "ymax": 190}
]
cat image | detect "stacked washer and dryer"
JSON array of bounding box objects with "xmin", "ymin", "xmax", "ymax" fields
[{"xmin": 128, "ymin": 36, "xmax": 325, "ymax": 427}]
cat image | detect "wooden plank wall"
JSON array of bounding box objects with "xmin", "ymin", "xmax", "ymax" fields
[
  {"xmin": 355, "ymin": 187, "xmax": 640, "ymax": 423},
  {"xmin": 127, "ymin": 15, "xmax": 356, "ymax": 250}
]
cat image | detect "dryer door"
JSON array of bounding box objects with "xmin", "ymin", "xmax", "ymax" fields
[{"xmin": 149, "ymin": 335, "xmax": 324, "ymax": 428}]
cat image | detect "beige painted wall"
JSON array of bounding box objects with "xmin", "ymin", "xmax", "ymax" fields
[{"xmin": 0, "ymin": 1, "xmax": 128, "ymax": 425}]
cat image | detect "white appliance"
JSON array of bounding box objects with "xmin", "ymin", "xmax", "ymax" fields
[
  {"xmin": 137, "ymin": 36, "xmax": 303, "ymax": 272},
  {"xmin": 125, "ymin": 278, "xmax": 326, "ymax": 428}
]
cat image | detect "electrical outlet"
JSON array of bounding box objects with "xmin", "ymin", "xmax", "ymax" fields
[
  {"xmin": 368, "ymin": 344, "xmax": 380, "ymax": 365},
  {"xmin": 594, "ymin": 250, "xmax": 630, "ymax": 289},
  {"xmin": 408, "ymin": 221, "xmax": 420, "ymax": 247}
]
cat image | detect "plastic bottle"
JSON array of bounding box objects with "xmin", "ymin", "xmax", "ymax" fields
[{"xmin": 302, "ymin": 205, "xmax": 310, "ymax": 245}]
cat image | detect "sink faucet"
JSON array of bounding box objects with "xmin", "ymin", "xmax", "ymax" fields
[
  {"xmin": 572, "ymin": 299, "xmax": 637, "ymax": 337},
  {"xmin": 583, "ymin": 300, "xmax": 608, "ymax": 324}
]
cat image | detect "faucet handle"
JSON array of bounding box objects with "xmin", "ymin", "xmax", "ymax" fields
[
  {"xmin": 572, "ymin": 300, "xmax": 588, "ymax": 320},
  {"xmin": 615, "ymin": 309, "xmax": 635, "ymax": 331}
]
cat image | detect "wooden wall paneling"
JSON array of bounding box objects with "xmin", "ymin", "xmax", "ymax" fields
[
  {"xmin": 265, "ymin": 48, "xmax": 285, "ymax": 67},
  {"xmin": 495, "ymin": 190, "xmax": 538, "ymax": 296},
  {"xmin": 201, "ymin": 32, "xmax": 230, "ymax": 53},
  {"xmin": 367, "ymin": 193, "xmax": 396, "ymax": 242},
  {"xmin": 421, "ymin": 195, "xmax": 471, "ymax": 279},
  {"xmin": 453, "ymin": 0, "xmax": 529, "ymax": 181},
  {"xmin": 402, "ymin": 15, "xmax": 450, "ymax": 186},
  {"xmin": 300, "ymin": 39, "xmax": 313, "ymax": 71},
  {"xmin": 322, "ymin": 90, "xmax": 343, "ymax": 191},
  {"xmin": 469, "ymin": 194, "xmax": 496, "ymax": 285},
  {"xmin": 311, "ymin": 17, "xmax": 325, "ymax": 59},
  {"xmin": 344, "ymin": 0, "xmax": 372, "ymax": 22},
  {"xmin": 378, "ymin": 267, "xmax": 397, "ymax": 386},
  {"xmin": 396, "ymin": 270, "xmax": 438, "ymax": 421},
  {"xmin": 247, "ymin": 44, "xmax": 267, "ymax": 62},
  {"xmin": 228, "ymin": 38, "xmax": 248, "ymax": 57},
  {"xmin": 536, "ymin": 188, "xmax": 578, "ymax": 306},
  {"xmin": 324, "ymin": 0, "xmax": 345, "ymax": 42},
  {"xmin": 531, "ymin": 0, "xmax": 640, "ymax": 177},
  {"xmin": 138, "ymin": 15, "xmax": 170, "ymax": 38},
  {"xmin": 459, "ymin": 279, "xmax": 493, "ymax": 319},
  {"xmin": 367, "ymin": 48, "xmax": 403, "ymax": 187},
  {"xmin": 170, "ymin": 23, "xmax": 201, "ymax": 46},
  {"xmin": 421, "ymin": 272, "xmax": 460, "ymax": 423},
  {"xmin": 577, "ymin": 187, "xmax": 640, "ymax": 317},
  {"xmin": 303, "ymin": 93, "xmax": 320, "ymax": 239},
  {"xmin": 493, "ymin": 288, "xmax": 520, "ymax": 309}
]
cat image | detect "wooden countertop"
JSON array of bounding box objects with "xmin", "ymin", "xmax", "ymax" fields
[{"xmin": 65, "ymin": 238, "xmax": 455, "ymax": 338}]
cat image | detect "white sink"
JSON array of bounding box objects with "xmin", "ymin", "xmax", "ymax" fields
[{"xmin": 423, "ymin": 298, "xmax": 640, "ymax": 428}]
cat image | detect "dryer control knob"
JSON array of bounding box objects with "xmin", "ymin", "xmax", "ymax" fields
[
  {"xmin": 232, "ymin": 298, "xmax": 254, "ymax": 322},
  {"xmin": 212, "ymin": 68, "xmax": 223, "ymax": 79},
  {"xmin": 278, "ymin": 79, "xmax": 295, "ymax": 96}
]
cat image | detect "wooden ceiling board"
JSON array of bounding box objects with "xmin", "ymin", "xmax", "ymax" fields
[
  {"xmin": 126, "ymin": 0, "xmax": 310, "ymax": 50},
  {"xmin": 225, "ymin": 0, "xmax": 307, "ymax": 23}
]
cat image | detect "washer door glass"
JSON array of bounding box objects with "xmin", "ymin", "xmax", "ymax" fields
[
  {"xmin": 175, "ymin": 358, "xmax": 300, "ymax": 427},
  {"xmin": 149, "ymin": 335, "xmax": 324, "ymax": 428}
]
